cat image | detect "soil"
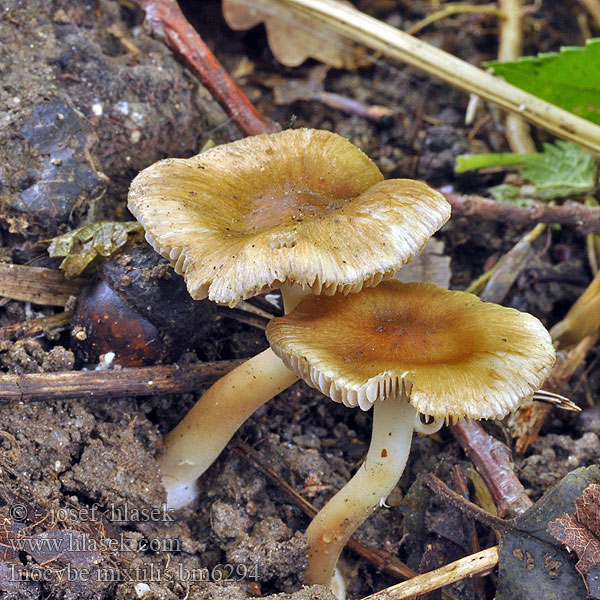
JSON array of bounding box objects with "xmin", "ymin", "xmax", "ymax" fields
[{"xmin": 0, "ymin": 1, "xmax": 599, "ymax": 599}]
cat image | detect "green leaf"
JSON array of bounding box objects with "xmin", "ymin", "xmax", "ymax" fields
[
  {"xmin": 487, "ymin": 38, "xmax": 600, "ymax": 125},
  {"xmin": 47, "ymin": 221, "xmax": 144, "ymax": 278},
  {"xmin": 455, "ymin": 141, "xmax": 598, "ymax": 200},
  {"xmin": 489, "ymin": 184, "xmax": 535, "ymax": 206},
  {"xmin": 519, "ymin": 140, "xmax": 597, "ymax": 200}
]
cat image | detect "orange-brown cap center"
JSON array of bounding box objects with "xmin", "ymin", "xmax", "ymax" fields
[
  {"xmin": 240, "ymin": 186, "xmax": 348, "ymax": 234},
  {"xmin": 267, "ymin": 280, "xmax": 556, "ymax": 419},
  {"xmin": 367, "ymin": 306, "xmax": 474, "ymax": 366}
]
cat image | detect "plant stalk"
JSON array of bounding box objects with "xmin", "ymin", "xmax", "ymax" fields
[
  {"xmin": 161, "ymin": 347, "xmax": 298, "ymax": 508},
  {"xmin": 278, "ymin": 0, "xmax": 600, "ymax": 153}
]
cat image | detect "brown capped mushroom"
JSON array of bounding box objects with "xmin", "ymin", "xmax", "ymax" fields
[
  {"xmin": 266, "ymin": 280, "xmax": 556, "ymax": 589},
  {"xmin": 128, "ymin": 128, "xmax": 451, "ymax": 508}
]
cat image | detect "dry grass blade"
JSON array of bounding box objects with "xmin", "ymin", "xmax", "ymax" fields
[
  {"xmin": 0, "ymin": 264, "xmax": 86, "ymax": 306},
  {"xmin": 498, "ymin": 0, "xmax": 536, "ymax": 153},
  {"xmin": 359, "ymin": 546, "xmax": 499, "ymax": 600},
  {"xmin": 277, "ymin": 0, "xmax": 600, "ymax": 153},
  {"xmin": 532, "ymin": 389, "xmax": 581, "ymax": 412}
]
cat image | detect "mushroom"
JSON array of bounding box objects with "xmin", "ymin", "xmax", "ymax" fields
[
  {"xmin": 265, "ymin": 280, "xmax": 556, "ymax": 589},
  {"xmin": 127, "ymin": 128, "xmax": 451, "ymax": 508}
]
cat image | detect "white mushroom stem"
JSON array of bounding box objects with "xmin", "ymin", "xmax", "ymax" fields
[
  {"xmin": 161, "ymin": 285, "xmax": 311, "ymax": 510},
  {"xmin": 161, "ymin": 347, "xmax": 298, "ymax": 509},
  {"xmin": 280, "ymin": 282, "xmax": 309, "ymax": 313},
  {"xmin": 305, "ymin": 393, "xmax": 418, "ymax": 590}
]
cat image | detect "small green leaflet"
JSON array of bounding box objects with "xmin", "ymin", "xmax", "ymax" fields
[
  {"xmin": 48, "ymin": 221, "xmax": 144, "ymax": 278},
  {"xmin": 520, "ymin": 141, "xmax": 597, "ymax": 200},
  {"xmin": 487, "ymin": 38, "xmax": 600, "ymax": 126},
  {"xmin": 489, "ymin": 184, "xmax": 535, "ymax": 206},
  {"xmin": 456, "ymin": 141, "xmax": 598, "ymax": 200}
]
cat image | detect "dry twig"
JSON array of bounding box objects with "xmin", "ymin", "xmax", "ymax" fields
[
  {"xmin": 0, "ymin": 360, "xmax": 243, "ymax": 402},
  {"xmin": 425, "ymin": 474, "xmax": 508, "ymax": 531},
  {"xmin": 0, "ymin": 311, "xmax": 73, "ymax": 341},
  {"xmin": 451, "ymin": 465, "xmax": 487, "ymax": 599},
  {"xmin": 451, "ymin": 421, "xmax": 533, "ymax": 517},
  {"xmin": 134, "ymin": 0, "xmax": 277, "ymax": 136},
  {"xmin": 359, "ymin": 546, "xmax": 499, "ymax": 600},
  {"xmin": 445, "ymin": 192, "xmax": 600, "ymax": 234}
]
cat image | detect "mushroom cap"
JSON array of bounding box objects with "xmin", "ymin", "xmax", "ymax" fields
[
  {"xmin": 128, "ymin": 129, "xmax": 451, "ymax": 307},
  {"xmin": 266, "ymin": 281, "xmax": 555, "ymax": 420}
]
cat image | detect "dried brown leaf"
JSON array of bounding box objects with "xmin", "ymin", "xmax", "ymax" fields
[
  {"xmin": 222, "ymin": 0, "xmax": 368, "ymax": 69},
  {"xmin": 548, "ymin": 483, "xmax": 600, "ymax": 595}
]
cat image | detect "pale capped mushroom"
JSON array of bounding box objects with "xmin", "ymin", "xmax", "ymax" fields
[
  {"xmin": 266, "ymin": 280, "xmax": 556, "ymax": 590},
  {"xmin": 127, "ymin": 128, "xmax": 451, "ymax": 508}
]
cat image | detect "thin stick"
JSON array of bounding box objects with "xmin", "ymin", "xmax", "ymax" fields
[
  {"xmin": 135, "ymin": 0, "xmax": 277, "ymax": 136},
  {"xmin": 445, "ymin": 192, "xmax": 600, "ymax": 234},
  {"xmin": 498, "ymin": 0, "xmax": 536, "ymax": 153},
  {"xmin": 451, "ymin": 465, "xmax": 486, "ymax": 600},
  {"xmin": 451, "ymin": 421, "xmax": 533, "ymax": 518},
  {"xmin": 0, "ymin": 311, "xmax": 72, "ymax": 341},
  {"xmin": 425, "ymin": 474, "xmax": 508, "ymax": 532},
  {"xmin": 0, "ymin": 360, "xmax": 243, "ymax": 402},
  {"xmin": 359, "ymin": 546, "xmax": 499, "ymax": 600},
  {"xmin": 279, "ymin": 0, "xmax": 600, "ymax": 153}
]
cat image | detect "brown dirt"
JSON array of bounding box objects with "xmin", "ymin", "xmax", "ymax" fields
[{"xmin": 0, "ymin": 1, "xmax": 599, "ymax": 599}]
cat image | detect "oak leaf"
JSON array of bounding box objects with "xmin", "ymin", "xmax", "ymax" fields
[
  {"xmin": 222, "ymin": 0, "xmax": 367, "ymax": 69},
  {"xmin": 548, "ymin": 482, "xmax": 600, "ymax": 597}
]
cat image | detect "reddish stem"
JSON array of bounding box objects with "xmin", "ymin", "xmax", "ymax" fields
[
  {"xmin": 136, "ymin": 0, "xmax": 277, "ymax": 136},
  {"xmin": 451, "ymin": 421, "xmax": 533, "ymax": 518},
  {"xmin": 446, "ymin": 192, "xmax": 600, "ymax": 235}
]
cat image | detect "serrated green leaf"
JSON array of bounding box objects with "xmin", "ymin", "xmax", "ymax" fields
[
  {"xmin": 487, "ymin": 38, "xmax": 600, "ymax": 125},
  {"xmin": 489, "ymin": 183, "xmax": 535, "ymax": 206},
  {"xmin": 519, "ymin": 140, "xmax": 597, "ymax": 200},
  {"xmin": 47, "ymin": 221, "xmax": 143, "ymax": 278},
  {"xmin": 455, "ymin": 141, "xmax": 597, "ymax": 200}
]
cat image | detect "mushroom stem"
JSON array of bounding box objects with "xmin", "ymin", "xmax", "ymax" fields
[
  {"xmin": 160, "ymin": 347, "xmax": 298, "ymax": 509},
  {"xmin": 305, "ymin": 393, "xmax": 417, "ymax": 590},
  {"xmin": 281, "ymin": 282, "xmax": 309, "ymax": 313}
]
